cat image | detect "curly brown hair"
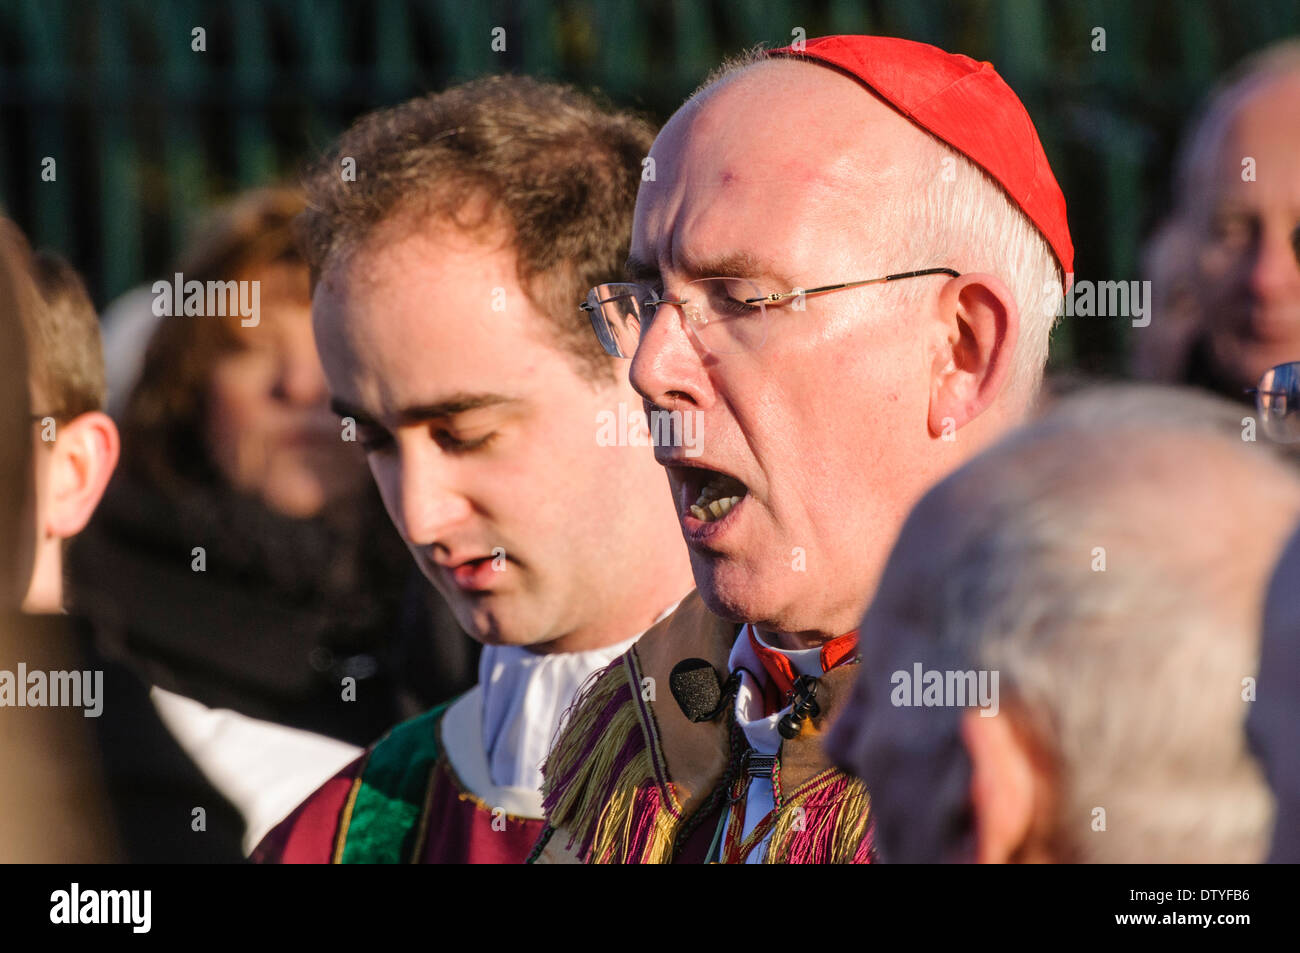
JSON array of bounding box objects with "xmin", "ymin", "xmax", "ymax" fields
[{"xmin": 298, "ymin": 74, "xmax": 656, "ymax": 382}]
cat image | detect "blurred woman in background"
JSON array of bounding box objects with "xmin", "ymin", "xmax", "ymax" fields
[{"xmin": 67, "ymin": 188, "xmax": 477, "ymax": 853}]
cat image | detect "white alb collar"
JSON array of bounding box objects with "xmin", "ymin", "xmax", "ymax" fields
[
  {"xmin": 728, "ymin": 623, "xmax": 825, "ymax": 755},
  {"xmin": 476, "ymin": 634, "xmax": 640, "ymax": 794},
  {"xmin": 470, "ymin": 598, "xmax": 684, "ymax": 799}
]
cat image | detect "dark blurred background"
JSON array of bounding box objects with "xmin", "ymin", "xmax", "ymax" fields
[{"xmin": 0, "ymin": 0, "xmax": 1297, "ymax": 376}]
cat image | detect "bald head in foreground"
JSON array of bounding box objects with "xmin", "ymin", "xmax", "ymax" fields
[{"xmin": 829, "ymin": 385, "xmax": 1299, "ymax": 863}]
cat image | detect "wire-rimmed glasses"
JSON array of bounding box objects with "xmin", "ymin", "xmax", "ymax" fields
[{"xmin": 581, "ymin": 267, "xmax": 960, "ymax": 358}]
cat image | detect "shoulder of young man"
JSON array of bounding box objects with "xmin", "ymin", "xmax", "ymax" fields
[{"xmin": 250, "ymin": 698, "xmax": 457, "ymax": 864}]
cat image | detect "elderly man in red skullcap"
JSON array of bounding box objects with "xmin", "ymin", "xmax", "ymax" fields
[{"xmin": 533, "ymin": 35, "xmax": 1073, "ymax": 864}]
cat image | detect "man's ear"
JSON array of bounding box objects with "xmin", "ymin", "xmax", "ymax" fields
[
  {"xmin": 43, "ymin": 411, "xmax": 120, "ymax": 539},
  {"xmin": 960, "ymin": 706, "xmax": 1047, "ymax": 863},
  {"xmin": 928, "ymin": 273, "xmax": 1019, "ymax": 437}
]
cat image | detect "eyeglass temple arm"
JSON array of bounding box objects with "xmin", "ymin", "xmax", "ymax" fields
[
  {"xmin": 749, "ymin": 267, "xmax": 961, "ymax": 304},
  {"xmin": 580, "ymin": 288, "xmax": 686, "ymax": 312},
  {"xmin": 581, "ymin": 294, "xmax": 685, "ymax": 312}
]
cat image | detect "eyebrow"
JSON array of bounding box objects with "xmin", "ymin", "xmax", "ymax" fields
[
  {"xmin": 625, "ymin": 250, "xmax": 792, "ymax": 288},
  {"xmin": 625, "ymin": 254, "xmax": 661, "ymax": 283},
  {"xmin": 329, "ymin": 392, "xmax": 519, "ymax": 426}
]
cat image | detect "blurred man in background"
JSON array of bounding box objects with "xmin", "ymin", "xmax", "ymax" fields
[
  {"xmin": 255, "ymin": 75, "xmax": 693, "ymax": 863},
  {"xmin": 829, "ymin": 385, "xmax": 1295, "ymax": 863},
  {"xmin": 1139, "ymin": 40, "xmax": 1300, "ymax": 401}
]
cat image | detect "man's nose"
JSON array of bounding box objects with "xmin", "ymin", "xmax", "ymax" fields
[
  {"xmin": 629, "ymin": 300, "xmax": 712, "ymax": 412},
  {"xmin": 389, "ymin": 444, "xmax": 474, "ymax": 547},
  {"xmin": 1248, "ymin": 222, "xmax": 1300, "ymax": 305}
]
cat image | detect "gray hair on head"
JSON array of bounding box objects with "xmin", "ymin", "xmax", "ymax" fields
[{"xmin": 897, "ymin": 383, "xmax": 1299, "ymax": 862}]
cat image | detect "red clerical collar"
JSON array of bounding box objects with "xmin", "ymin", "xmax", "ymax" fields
[{"xmin": 747, "ymin": 627, "xmax": 860, "ymax": 714}]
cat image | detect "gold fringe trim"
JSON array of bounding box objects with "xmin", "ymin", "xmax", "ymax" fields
[
  {"xmin": 765, "ymin": 770, "xmax": 872, "ymax": 864},
  {"xmin": 590, "ymin": 759, "xmax": 680, "ymax": 864},
  {"xmin": 541, "ymin": 659, "xmax": 681, "ymax": 863}
]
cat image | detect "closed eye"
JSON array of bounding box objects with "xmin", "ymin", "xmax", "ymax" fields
[
  {"xmin": 434, "ymin": 430, "xmax": 498, "ymax": 454},
  {"xmin": 356, "ymin": 426, "xmax": 498, "ymax": 456},
  {"xmin": 716, "ymin": 295, "xmax": 762, "ymax": 317}
]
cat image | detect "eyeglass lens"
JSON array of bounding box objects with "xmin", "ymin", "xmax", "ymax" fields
[
  {"xmin": 585, "ymin": 277, "xmax": 766, "ymax": 357},
  {"xmin": 1258, "ymin": 361, "xmax": 1300, "ymax": 443}
]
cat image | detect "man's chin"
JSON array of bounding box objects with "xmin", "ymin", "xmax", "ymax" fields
[
  {"xmin": 692, "ymin": 556, "xmax": 784, "ymax": 626},
  {"xmin": 448, "ymin": 595, "xmax": 556, "ymax": 650},
  {"xmin": 1212, "ymin": 335, "xmax": 1300, "ymax": 392},
  {"xmin": 472, "ymin": 630, "xmax": 554, "ymax": 649}
]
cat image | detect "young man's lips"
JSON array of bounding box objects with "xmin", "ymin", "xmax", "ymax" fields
[{"xmin": 437, "ymin": 555, "xmax": 504, "ymax": 592}]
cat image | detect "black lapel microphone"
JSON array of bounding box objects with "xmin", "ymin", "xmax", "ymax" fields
[{"xmin": 669, "ymin": 658, "xmax": 740, "ymax": 723}]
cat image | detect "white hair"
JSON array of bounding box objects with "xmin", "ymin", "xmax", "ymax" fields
[
  {"xmin": 884, "ymin": 141, "xmax": 1064, "ymax": 404},
  {"xmin": 908, "ymin": 385, "xmax": 1299, "ymax": 861}
]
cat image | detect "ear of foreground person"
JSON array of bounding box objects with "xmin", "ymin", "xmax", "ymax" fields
[
  {"xmin": 14, "ymin": 242, "xmax": 119, "ymax": 615},
  {"xmin": 827, "ymin": 384, "xmax": 1300, "ymax": 863},
  {"xmin": 533, "ymin": 33, "xmax": 1071, "ymax": 864}
]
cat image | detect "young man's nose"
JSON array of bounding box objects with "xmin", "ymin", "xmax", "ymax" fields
[{"xmin": 392, "ymin": 446, "xmax": 474, "ymax": 547}]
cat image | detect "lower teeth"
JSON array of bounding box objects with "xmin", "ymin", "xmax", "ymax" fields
[
  {"xmin": 691, "ymin": 496, "xmax": 742, "ymax": 522},
  {"xmin": 690, "ymin": 474, "xmax": 746, "ymax": 522}
]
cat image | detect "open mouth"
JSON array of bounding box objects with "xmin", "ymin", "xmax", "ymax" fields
[
  {"xmin": 425, "ymin": 550, "xmax": 507, "ymax": 593},
  {"xmin": 681, "ymin": 467, "xmax": 749, "ymax": 524}
]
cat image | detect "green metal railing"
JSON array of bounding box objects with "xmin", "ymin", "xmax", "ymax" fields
[{"xmin": 1, "ymin": 0, "xmax": 1297, "ymax": 374}]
